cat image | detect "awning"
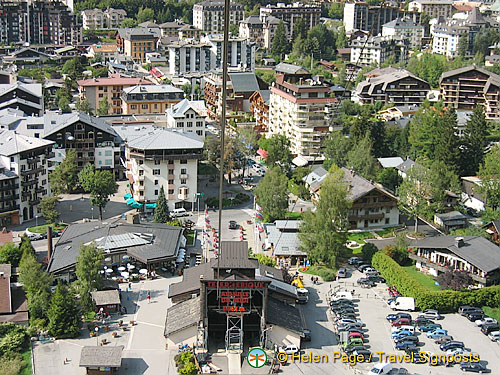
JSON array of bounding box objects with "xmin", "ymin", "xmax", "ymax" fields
[
  {"xmin": 145, "ymin": 203, "xmax": 157, "ymax": 209},
  {"xmin": 124, "ymin": 193, "xmax": 132, "ymax": 200},
  {"xmin": 126, "ymin": 198, "xmax": 135, "ymax": 205},
  {"xmin": 292, "ymin": 155, "xmax": 309, "ymax": 167},
  {"xmin": 257, "ymin": 148, "xmax": 268, "ymax": 158}
]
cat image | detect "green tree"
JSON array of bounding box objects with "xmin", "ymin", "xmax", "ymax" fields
[
  {"xmin": 292, "ymin": 18, "xmax": 307, "ymax": 42},
  {"xmin": 323, "ymin": 131, "xmax": 352, "ymax": 169},
  {"xmin": 97, "ymin": 96, "xmax": 109, "ymax": 115},
  {"xmin": 58, "ymin": 97, "xmax": 71, "ymax": 113},
  {"xmin": 50, "ymin": 149, "xmax": 79, "ymax": 195},
  {"xmin": 336, "ymin": 26, "xmax": 348, "ymax": 49},
  {"xmin": 460, "ymin": 106, "xmax": 489, "ymax": 176},
  {"xmin": 362, "ymin": 242, "xmax": 379, "ymax": 262},
  {"xmin": 136, "ymin": 7, "xmax": 155, "ymax": 23},
  {"xmin": 61, "ymin": 57, "xmax": 83, "ymax": 81},
  {"xmin": 376, "ymin": 168, "xmax": 400, "ymax": 192},
  {"xmin": 19, "ymin": 251, "xmax": 52, "ymax": 325},
  {"xmin": 78, "ymin": 165, "xmax": 118, "ymax": 220},
  {"xmin": 0, "ymin": 243, "xmax": 23, "ymax": 267},
  {"xmin": 254, "ymin": 167, "xmax": 289, "ymax": 222},
  {"xmin": 250, "ymin": 253, "xmax": 276, "ymax": 266},
  {"xmin": 47, "ymin": 282, "xmax": 81, "ymax": 338},
  {"xmin": 204, "ymin": 135, "xmax": 220, "ymax": 166},
  {"xmin": 346, "ymin": 135, "xmax": 378, "ymax": 180},
  {"xmin": 75, "ymin": 243, "xmax": 104, "ymax": 314},
  {"xmin": 258, "ymin": 134, "xmax": 293, "ymax": 173},
  {"xmin": 182, "ymin": 82, "xmax": 192, "ymax": 98},
  {"xmin": 478, "ymin": 145, "xmax": 500, "ymax": 210},
  {"xmin": 19, "ymin": 235, "xmax": 35, "ymax": 259},
  {"xmin": 120, "ymin": 18, "xmax": 138, "ymax": 28},
  {"xmin": 458, "ymin": 36, "xmax": 468, "ymax": 57},
  {"xmin": 75, "ymin": 98, "xmax": 93, "ymax": 115},
  {"xmin": 299, "ymin": 167, "xmax": 350, "ymax": 268},
  {"xmin": 398, "ymin": 165, "xmax": 431, "ymax": 232},
  {"xmin": 272, "ymin": 21, "xmax": 290, "ymax": 57},
  {"xmin": 229, "ymin": 23, "xmax": 239, "ymax": 36},
  {"xmin": 154, "ymin": 186, "xmax": 170, "ymax": 223},
  {"xmin": 256, "ymin": 70, "xmax": 276, "ymax": 85},
  {"xmin": 328, "ymin": 2, "xmax": 345, "ymax": 19},
  {"xmin": 39, "ymin": 196, "xmax": 60, "ymax": 224}
]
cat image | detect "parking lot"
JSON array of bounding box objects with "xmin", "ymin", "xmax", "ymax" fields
[{"xmin": 333, "ymin": 266, "xmax": 500, "ymax": 374}]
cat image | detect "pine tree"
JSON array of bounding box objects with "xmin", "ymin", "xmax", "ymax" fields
[
  {"xmin": 75, "ymin": 243, "xmax": 103, "ymax": 314},
  {"xmin": 47, "ymin": 282, "xmax": 81, "ymax": 338},
  {"xmin": 460, "ymin": 106, "xmax": 488, "ymax": 176},
  {"xmin": 272, "ymin": 21, "xmax": 290, "ymax": 57},
  {"xmin": 154, "ymin": 186, "xmax": 170, "ymax": 223}
]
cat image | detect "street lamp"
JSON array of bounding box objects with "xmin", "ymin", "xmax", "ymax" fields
[
  {"xmin": 94, "ymin": 326, "xmax": 99, "ymax": 346},
  {"xmin": 91, "ymin": 207, "xmax": 94, "ymax": 220},
  {"xmin": 35, "ymin": 215, "xmax": 39, "ymax": 227}
]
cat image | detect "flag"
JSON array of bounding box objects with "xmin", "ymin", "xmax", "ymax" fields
[
  {"xmin": 205, "ymin": 208, "xmax": 208, "ymax": 216},
  {"xmin": 255, "ymin": 211, "xmax": 263, "ymax": 220},
  {"xmin": 257, "ymin": 224, "xmax": 264, "ymax": 232},
  {"xmin": 205, "ymin": 217, "xmax": 210, "ymax": 224},
  {"xmin": 256, "ymin": 203, "xmax": 263, "ymax": 212}
]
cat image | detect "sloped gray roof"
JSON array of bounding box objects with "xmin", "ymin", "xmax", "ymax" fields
[
  {"xmin": 435, "ymin": 211, "xmax": 467, "ymax": 222},
  {"xmin": 211, "ymin": 241, "xmax": 258, "ymax": 269},
  {"xmin": 43, "ymin": 112, "xmax": 118, "ymax": 138},
  {"xmin": 267, "ymin": 296, "xmax": 304, "ymax": 334},
  {"xmin": 0, "ymin": 264, "xmax": 11, "ymax": 278},
  {"xmin": 412, "ymin": 236, "xmax": 500, "ymax": 273},
  {"xmin": 167, "ymin": 99, "xmax": 204, "ymax": 118},
  {"xmin": 48, "ymin": 219, "xmax": 183, "ymax": 273},
  {"xmin": 378, "ymin": 157, "xmax": 404, "ymax": 168},
  {"xmin": 0, "ymin": 130, "xmax": 53, "ymax": 156},
  {"xmin": 274, "ymin": 220, "xmax": 301, "ymax": 231},
  {"xmin": 275, "ymin": 63, "xmax": 309, "ymax": 75},
  {"xmin": 164, "ymin": 296, "xmax": 201, "ymax": 335},
  {"xmin": 126, "ymin": 127, "xmax": 203, "ymax": 150},
  {"xmin": 303, "ymin": 166, "xmax": 328, "ymax": 186},
  {"xmin": 80, "ymin": 346, "xmax": 123, "ymax": 368},
  {"xmin": 229, "ymin": 72, "xmax": 260, "ymax": 93},
  {"xmin": 0, "ymin": 82, "xmax": 42, "ymax": 99},
  {"xmin": 395, "ymin": 159, "xmax": 415, "ymax": 173},
  {"xmin": 440, "ymin": 65, "xmax": 500, "ymax": 83},
  {"xmin": 383, "ymin": 17, "xmax": 422, "ymax": 29},
  {"xmin": 342, "ymin": 168, "xmax": 398, "ymax": 202},
  {"xmin": 265, "ymin": 224, "xmax": 305, "ymax": 257},
  {"xmin": 91, "ymin": 290, "xmax": 121, "ymax": 306}
]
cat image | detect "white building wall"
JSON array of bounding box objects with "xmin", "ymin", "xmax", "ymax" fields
[
  {"xmin": 267, "ymin": 325, "xmax": 301, "ymax": 349},
  {"xmin": 94, "ymin": 146, "xmax": 116, "ymax": 169},
  {"xmin": 343, "ymin": 3, "xmax": 356, "ymax": 34}
]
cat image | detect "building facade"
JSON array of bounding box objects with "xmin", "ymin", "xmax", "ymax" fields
[
  {"xmin": 193, "ymin": 0, "xmax": 244, "ymax": 34},
  {"xmin": 77, "ymin": 74, "xmax": 152, "ymax": 115},
  {"xmin": 116, "ymin": 28, "xmax": 157, "ymax": 63},
  {"xmin": 408, "ymin": 0, "xmax": 454, "ymax": 18},
  {"xmin": 268, "ymin": 64, "xmax": 338, "ymax": 160},
  {"xmin": 239, "ymin": 15, "xmax": 281, "ymax": 49},
  {"xmin": 260, "ymin": 3, "xmax": 320, "ymax": 39},
  {"xmin": 350, "ymin": 35, "xmax": 408, "ymax": 66},
  {"xmin": 167, "ymin": 40, "xmax": 213, "ymax": 76},
  {"xmin": 121, "ymin": 84, "xmax": 184, "ymax": 115},
  {"xmin": 82, "ymin": 8, "xmax": 126, "ymax": 30},
  {"xmin": 0, "ymin": 83, "xmax": 43, "ymax": 117},
  {"xmin": 166, "ymin": 99, "xmax": 207, "ymax": 138},
  {"xmin": 249, "ymin": 90, "xmax": 270, "ymax": 134},
  {"xmin": 382, "ymin": 17, "xmax": 425, "ymax": 50},
  {"xmin": 440, "ymin": 65, "xmax": 500, "ymax": 120},
  {"xmin": 202, "ymin": 34, "xmax": 256, "ymax": 71},
  {"xmin": 0, "ymin": 130, "xmax": 53, "ymax": 225}
]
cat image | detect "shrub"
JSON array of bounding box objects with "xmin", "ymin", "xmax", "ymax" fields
[
  {"xmin": 372, "ymin": 252, "xmax": 500, "ymax": 313},
  {"xmin": 361, "ymin": 243, "xmax": 378, "ymax": 262},
  {"xmin": 318, "ymin": 268, "xmax": 337, "ymax": 281},
  {"xmin": 437, "ymin": 270, "xmax": 473, "ymax": 291},
  {"xmin": 0, "ymin": 323, "xmax": 28, "ymax": 355}
]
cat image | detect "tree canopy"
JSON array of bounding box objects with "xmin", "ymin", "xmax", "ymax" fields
[
  {"xmin": 254, "ymin": 166, "xmax": 289, "ymax": 222},
  {"xmin": 47, "ymin": 282, "xmax": 81, "ymax": 338},
  {"xmin": 478, "ymin": 145, "xmax": 500, "ymax": 210},
  {"xmin": 258, "ymin": 134, "xmax": 293, "ymax": 173},
  {"xmin": 39, "ymin": 196, "xmax": 60, "ymax": 224},
  {"xmin": 154, "ymin": 186, "xmax": 170, "ymax": 223},
  {"xmin": 78, "ymin": 165, "xmax": 118, "ymax": 220},
  {"xmin": 50, "ymin": 149, "xmax": 79, "ymax": 195},
  {"xmin": 75, "ymin": 243, "xmax": 104, "ymax": 314}
]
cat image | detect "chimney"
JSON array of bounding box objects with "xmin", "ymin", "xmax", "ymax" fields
[
  {"xmin": 455, "ymin": 237, "xmax": 464, "ymax": 248},
  {"xmin": 47, "ymin": 225, "xmax": 53, "ymax": 260}
]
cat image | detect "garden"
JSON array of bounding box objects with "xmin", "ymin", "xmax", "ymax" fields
[
  {"xmin": 0, "ymin": 323, "xmax": 31, "ymax": 375},
  {"xmin": 28, "ymin": 223, "xmax": 67, "ymax": 234}
]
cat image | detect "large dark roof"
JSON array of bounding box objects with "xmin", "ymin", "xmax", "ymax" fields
[
  {"xmin": 413, "ymin": 236, "xmax": 500, "ymax": 273},
  {"xmin": 80, "ymin": 346, "xmax": 123, "ymax": 368},
  {"xmin": 164, "ymin": 296, "xmax": 201, "ymax": 336},
  {"xmin": 267, "ymin": 296, "xmax": 304, "ymax": 334},
  {"xmin": 212, "ymin": 241, "xmax": 258, "ymax": 269},
  {"xmin": 48, "ymin": 218, "xmax": 183, "ymax": 273}
]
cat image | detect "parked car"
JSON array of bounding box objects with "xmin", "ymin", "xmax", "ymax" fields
[
  {"xmin": 337, "ymin": 318, "xmax": 363, "ymax": 326},
  {"xmin": 459, "ymin": 362, "xmax": 488, "ymax": 373},
  {"xmin": 392, "ymin": 330, "xmax": 413, "ymax": 339},
  {"xmin": 279, "ymin": 345, "xmax": 299, "ymax": 355},
  {"xmin": 419, "ymin": 323, "xmax": 442, "ymax": 332},
  {"xmin": 357, "ymin": 278, "xmax": 376, "ymax": 288},
  {"xmin": 392, "ymin": 318, "xmax": 411, "ymax": 327},
  {"xmin": 459, "ymin": 306, "xmax": 483, "ymax": 316},
  {"xmin": 481, "ymin": 323, "xmax": 500, "ymax": 335},
  {"xmin": 440, "ymin": 341, "xmax": 465, "ymax": 351},
  {"xmin": 446, "ymin": 348, "xmax": 474, "ymax": 356},
  {"xmin": 363, "ymin": 267, "xmax": 377, "ymax": 274},
  {"xmin": 414, "ymin": 317, "xmax": 433, "ymax": 327},
  {"xmin": 467, "ymin": 312, "xmax": 485, "ymax": 322},
  {"xmin": 367, "ymin": 275, "xmax": 386, "ymax": 283},
  {"xmin": 344, "ymin": 338, "xmax": 364, "ymax": 350},
  {"xmin": 434, "ymin": 335, "xmax": 454, "ymax": 345},
  {"xmin": 337, "ymin": 268, "xmax": 347, "ymax": 278},
  {"xmin": 352, "ymin": 349, "xmax": 372, "ymax": 361},
  {"xmin": 171, "ymin": 208, "xmax": 188, "ymax": 217},
  {"xmin": 302, "ymin": 329, "xmax": 311, "ymax": 342},
  {"xmin": 349, "ymin": 331, "xmax": 364, "ymax": 341},
  {"xmin": 228, "ymin": 220, "xmax": 238, "ymax": 229},
  {"xmin": 426, "ymin": 329, "xmax": 448, "ymax": 339},
  {"xmin": 476, "ymin": 317, "xmax": 497, "ymax": 327},
  {"xmin": 396, "ymin": 340, "xmax": 417, "ymax": 350},
  {"xmin": 348, "ymin": 257, "xmax": 363, "ymax": 265},
  {"xmin": 330, "ymin": 298, "xmax": 353, "ymax": 306},
  {"xmin": 488, "ymin": 331, "xmax": 500, "ymax": 341},
  {"xmin": 358, "ymin": 264, "xmax": 371, "ymax": 272},
  {"xmin": 344, "ymin": 345, "xmax": 367, "ymax": 355},
  {"xmin": 418, "ymin": 309, "xmax": 441, "ymax": 320},
  {"xmin": 394, "ymin": 335, "xmax": 419, "ymax": 345},
  {"xmin": 386, "ymin": 313, "xmax": 412, "ymax": 322}
]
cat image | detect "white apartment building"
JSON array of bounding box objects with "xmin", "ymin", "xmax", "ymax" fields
[
  {"xmin": 259, "ymin": 2, "xmax": 321, "ymax": 39},
  {"xmin": 167, "ymin": 40, "xmax": 213, "ymax": 75},
  {"xmin": 166, "ymin": 99, "xmax": 207, "ymax": 138},
  {"xmin": 408, "ymin": 0, "xmax": 454, "ymax": 18},
  {"xmin": 193, "ymin": 0, "xmax": 244, "ymax": 34},
  {"xmin": 239, "ymin": 15, "xmax": 281, "ymax": 49},
  {"xmin": 431, "ymin": 22, "xmax": 464, "ymax": 57},
  {"xmin": 350, "ymin": 35, "xmax": 408, "ymax": 66},
  {"xmin": 120, "ymin": 126, "xmax": 204, "ymax": 210},
  {"xmin": 82, "ymin": 8, "xmax": 126, "ymax": 30},
  {"xmin": 382, "ymin": 17, "xmax": 425, "ymax": 50},
  {"xmin": 0, "ymin": 130, "xmax": 54, "ymax": 225},
  {"xmin": 268, "ymin": 64, "xmax": 338, "ymax": 161},
  {"xmin": 202, "ymin": 34, "xmax": 256, "ymax": 71}
]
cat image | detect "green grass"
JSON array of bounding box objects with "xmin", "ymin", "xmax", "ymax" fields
[
  {"xmin": 21, "ymin": 348, "xmax": 32, "ymax": 375},
  {"xmin": 28, "ymin": 223, "xmax": 67, "ymax": 234},
  {"xmin": 347, "ymin": 232, "xmax": 374, "ymax": 242},
  {"xmin": 351, "ymin": 245, "xmax": 364, "ymax": 255},
  {"xmin": 483, "ymin": 306, "xmax": 500, "ymax": 322},
  {"xmin": 284, "ymin": 211, "xmax": 302, "ymax": 220},
  {"xmin": 288, "ymin": 180, "xmax": 301, "ymax": 197},
  {"xmin": 300, "ymin": 265, "xmax": 337, "ymax": 281},
  {"xmin": 185, "ymin": 231, "xmax": 195, "ymax": 246},
  {"xmin": 401, "ymin": 265, "xmax": 440, "ymax": 291},
  {"xmin": 375, "ymin": 227, "xmax": 398, "ymax": 238}
]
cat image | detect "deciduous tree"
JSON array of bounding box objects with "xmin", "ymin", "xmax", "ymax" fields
[
  {"xmin": 76, "ymin": 98, "xmax": 93, "ymax": 115},
  {"xmin": 78, "ymin": 165, "xmax": 118, "ymax": 220},
  {"xmin": 258, "ymin": 134, "xmax": 293, "ymax": 173},
  {"xmin": 346, "ymin": 135, "xmax": 377, "ymax": 180},
  {"xmin": 39, "ymin": 196, "xmax": 59, "ymax": 224},
  {"xmin": 50, "ymin": 149, "xmax": 79, "ymax": 195},
  {"xmin": 0, "ymin": 243, "xmax": 23, "ymax": 267},
  {"xmin": 254, "ymin": 167, "xmax": 289, "ymax": 222},
  {"xmin": 97, "ymin": 96, "xmax": 109, "ymax": 115}
]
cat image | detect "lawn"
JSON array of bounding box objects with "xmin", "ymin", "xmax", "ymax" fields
[
  {"xmin": 28, "ymin": 223, "xmax": 67, "ymax": 234},
  {"xmin": 185, "ymin": 230, "xmax": 195, "ymax": 246},
  {"xmin": 347, "ymin": 232, "xmax": 375, "ymax": 243},
  {"xmin": 401, "ymin": 266, "xmax": 441, "ymax": 291},
  {"xmin": 483, "ymin": 306, "xmax": 500, "ymax": 322},
  {"xmin": 375, "ymin": 227, "xmax": 400, "ymax": 238},
  {"xmin": 21, "ymin": 348, "xmax": 32, "ymax": 375},
  {"xmin": 284, "ymin": 211, "xmax": 302, "ymax": 220},
  {"xmin": 300, "ymin": 265, "xmax": 337, "ymax": 281}
]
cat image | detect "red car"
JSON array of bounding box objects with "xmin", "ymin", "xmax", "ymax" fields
[
  {"xmin": 392, "ymin": 318, "xmax": 411, "ymax": 327},
  {"xmin": 348, "ymin": 332, "xmax": 364, "ymax": 341}
]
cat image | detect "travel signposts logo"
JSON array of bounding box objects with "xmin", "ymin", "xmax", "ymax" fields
[{"xmin": 247, "ymin": 347, "xmax": 267, "ymax": 368}]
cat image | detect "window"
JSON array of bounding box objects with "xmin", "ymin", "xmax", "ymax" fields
[
  {"xmin": 10, "ymin": 157, "xmax": 14, "ymax": 162},
  {"xmin": 153, "ymin": 169, "xmax": 160, "ymax": 175},
  {"xmin": 139, "ymin": 160, "xmax": 144, "ymax": 165},
  {"xmin": 155, "ymin": 189, "xmax": 158, "ymax": 195},
  {"xmin": 99, "ymin": 94, "xmax": 103, "ymax": 98},
  {"xmin": 181, "ymin": 168, "xmax": 187, "ymax": 174},
  {"xmin": 105, "ymin": 150, "xmax": 112, "ymax": 156},
  {"xmin": 168, "ymin": 189, "xmax": 174, "ymax": 195},
  {"xmin": 142, "ymin": 104, "xmax": 148, "ymax": 109},
  {"xmin": 385, "ymin": 218, "xmax": 390, "ymax": 224},
  {"xmin": 168, "ymin": 169, "xmax": 174, "ymax": 175},
  {"xmin": 168, "ymin": 179, "xmax": 174, "ymax": 184},
  {"xmin": 181, "ymin": 179, "xmax": 187, "ymax": 184},
  {"xmin": 131, "ymin": 105, "xmax": 137, "ymax": 109},
  {"xmin": 154, "ymin": 180, "xmax": 159, "ymax": 185},
  {"xmin": 386, "ymin": 207, "xmax": 391, "ymax": 213},
  {"xmin": 105, "ymin": 159, "xmax": 112, "ymax": 165},
  {"xmin": 99, "ymin": 160, "xmax": 102, "ymax": 165},
  {"xmin": 180, "ymin": 160, "xmax": 187, "ymax": 164},
  {"xmin": 187, "ymin": 122, "xmax": 193, "ymax": 127},
  {"xmin": 196, "ymin": 130, "xmax": 203, "ymax": 136},
  {"xmin": 154, "ymin": 160, "xmax": 160, "ymax": 165},
  {"xmin": 139, "ymin": 170, "xmax": 144, "ymax": 176}
]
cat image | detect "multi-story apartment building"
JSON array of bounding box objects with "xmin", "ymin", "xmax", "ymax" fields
[
  {"xmin": 239, "ymin": 15, "xmax": 281, "ymax": 49},
  {"xmin": 0, "ymin": 83, "xmax": 43, "ymax": 117},
  {"xmin": 440, "ymin": 65, "xmax": 500, "ymax": 120},
  {"xmin": 86, "ymin": 44, "xmax": 118, "ymax": 61},
  {"xmin": 408, "ymin": 0, "xmax": 454, "ymax": 18},
  {"xmin": 249, "ymin": 90, "xmax": 270, "ymax": 134},
  {"xmin": 0, "ymin": 130, "xmax": 53, "ymax": 225},
  {"xmin": 160, "ymin": 20, "xmax": 186, "ymax": 37},
  {"xmin": 167, "ymin": 40, "xmax": 212, "ymax": 76},
  {"xmin": 202, "ymin": 34, "xmax": 256, "ymax": 71},
  {"xmin": 77, "ymin": 74, "xmax": 152, "ymax": 115},
  {"xmin": 354, "ymin": 67, "xmax": 430, "ymax": 106},
  {"xmin": 118, "ymin": 125, "xmax": 204, "ymax": 210},
  {"xmin": 343, "ymin": 1, "xmax": 419, "ymax": 35},
  {"xmin": 268, "ymin": 63, "xmax": 338, "ymax": 161},
  {"xmin": 260, "ymin": 3, "xmax": 320, "ymax": 39},
  {"xmin": 382, "ymin": 17, "xmax": 425, "ymax": 50},
  {"xmin": 116, "ymin": 28, "xmax": 157, "ymax": 63},
  {"xmin": 0, "ymin": 0, "xmax": 82, "ymax": 46},
  {"xmin": 350, "ymin": 35, "xmax": 408, "ymax": 66},
  {"xmin": 166, "ymin": 99, "xmax": 207, "ymax": 138},
  {"xmin": 121, "ymin": 85, "xmax": 184, "ymax": 115},
  {"xmin": 82, "ymin": 8, "xmax": 126, "ymax": 30},
  {"xmin": 178, "ymin": 24, "xmax": 202, "ymax": 40},
  {"xmin": 193, "ymin": 0, "xmax": 244, "ymax": 34}
]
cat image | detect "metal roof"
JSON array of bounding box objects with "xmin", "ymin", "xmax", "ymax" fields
[
  {"xmin": 42, "ymin": 112, "xmax": 118, "ymax": 138},
  {"xmin": 122, "ymin": 84, "xmax": 183, "ymax": 95},
  {"xmin": 126, "ymin": 127, "xmax": 204, "ymax": 150},
  {"xmin": 0, "ymin": 130, "xmax": 53, "ymax": 156},
  {"xmin": 212, "ymin": 241, "xmax": 258, "ymax": 269},
  {"xmin": 275, "ymin": 63, "xmax": 309, "ymax": 75},
  {"xmin": 228, "ymin": 72, "xmax": 260, "ymax": 93},
  {"xmin": 434, "ymin": 211, "xmax": 467, "ymax": 222},
  {"xmin": 79, "ymin": 346, "xmax": 123, "ymax": 368},
  {"xmin": 378, "ymin": 157, "xmax": 404, "ymax": 168},
  {"xmin": 266, "ymin": 296, "xmax": 304, "ymax": 334}
]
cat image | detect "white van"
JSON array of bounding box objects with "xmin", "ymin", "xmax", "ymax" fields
[
  {"xmin": 368, "ymin": 362, "xmax": 393, "ymax": 374},
  {"xmin": 332, "ymin": 291, "xmax": 353, "ymax": 301},
  {"xmin": 171, "ymin": 208, "xmax": 188, "ymax": 217},
  {"xmin": 390, "ymin": 297, "xmax": 415, "ymax": 311}
]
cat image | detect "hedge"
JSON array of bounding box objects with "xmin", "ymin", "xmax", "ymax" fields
[{"xmin": 372, "ymin": 252, "xmax": 500, "ymax": 313}]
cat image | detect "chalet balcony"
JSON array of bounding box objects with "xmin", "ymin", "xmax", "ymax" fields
[
  {"xmin": 0, "ymin": 205, "xmax": 20, "ymax": 214},
  {"xmin": 0, "ymin": 194, "xmax": 19, "ymax": 202},
  {"xmin": 348, "ymin": 213, "xmax": 385, "ymax": 221}
]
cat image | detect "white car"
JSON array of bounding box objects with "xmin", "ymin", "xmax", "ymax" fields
[
  {"xmin": 363, "ymin": 267, "xmax": 377, "ymax": 274},
  {"xmin": 475, "ymin": 317, "xmax": 498, "ymax": 326},
  {"xmin": 488, "ymin": 331, "xmax": 500, "ymax": 341},
  {"xmin": 279, "ymin": 344, "xmax": 299, "ymax": 355},
  {"xmin": 446, "ymin": 348, "xmax": 475, "ymax": 356},
  {"xmin": 418, "ymin": 309, "xmax": 441, "ymax": 320},
  {"xmin": 337, "ymin": 319, "xmax": 364, "ymax": 326}
]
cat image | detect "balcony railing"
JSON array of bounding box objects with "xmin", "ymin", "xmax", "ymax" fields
[
  {"xmin": 20, "ymin": 166, "xmax": 44, "ymax": 176},
  {"xmin": 0, "ymin": 204, "xmax": 20, "ymax": 214},
  {"xmin": 21, "ymin": 180, "xmax": 37, "ymax": 187},
  {"xmin": 29, "ymin": 198, "xmax": 40, "ymax": 206},
  {"xmin": 178, "ymin": 193, "xmax": 188, "ymax": 200},
  {"xmin": 0, "ymin": 194, "xmax": 19, "ymax": 202},
  {"xmin": 0, "ymin": 184, "xmax": 17, "ymax": 192}
]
